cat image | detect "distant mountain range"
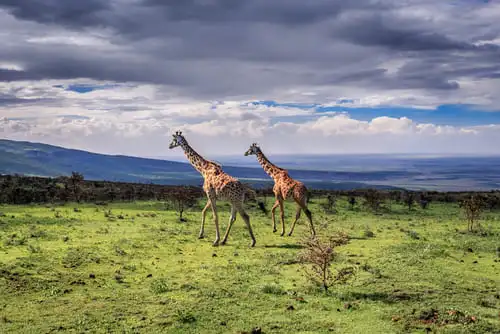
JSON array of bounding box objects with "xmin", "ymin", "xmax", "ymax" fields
[
  {"xmin": 0, "ymin": 139, "xmax": 400, "ymax": 190},
  {"xmin": 2, "ymin": 139, "xmax": 499, "ymax": 191}
]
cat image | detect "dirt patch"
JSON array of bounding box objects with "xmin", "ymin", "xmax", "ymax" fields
[
  {"xmin": 396, "ymin": 307, "xmax": 487, "ymax": 332},
  {"xmin": 388, "ymin": 291, "xmax": 416, "ymax": 302},
  {"xmin": 0, "ymin": 267, "xmax": 49, "ymax": 294}
]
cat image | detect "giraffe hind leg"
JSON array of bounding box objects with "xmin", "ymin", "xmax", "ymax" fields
[
  {"xmin": 288, "ymin": 204, "xmax": 302, "ymax": 237},
  {"xmin": 221, "ymin": 205, "xmax": 237, "ymax": 245},
  {"xmin": 304, "ymin": 206, "xmax": 316, "ymax": 236},
  {"xmin": 289, "ymin": 192, "xmax": 316, "ymax": 236},
  {"xmin": 236, "ymin": 204, "xmax": 256, "ymax": 247}
]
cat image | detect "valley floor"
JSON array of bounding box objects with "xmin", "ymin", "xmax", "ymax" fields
[{"xmin": 0, "ymin": 199, "xmax": 499, "ymax": 333}]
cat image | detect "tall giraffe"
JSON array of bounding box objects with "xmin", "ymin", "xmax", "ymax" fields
[
  {"xmin": 244, "ymin": 143, "xmax": 316, "ymax": 237},
  {"xmin": 169, "ymin": 131, "xmax": 262, "ymax": 247}
]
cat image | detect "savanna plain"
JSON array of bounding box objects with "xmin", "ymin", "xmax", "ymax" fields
[{"xmin": 0, "ymin": 198, "xmax": 499, "ymax": 333}]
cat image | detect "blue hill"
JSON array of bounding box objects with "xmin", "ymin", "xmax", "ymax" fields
[{"xmin": 0, "ymin": 139, "xmax": 400, "ymax": 190}]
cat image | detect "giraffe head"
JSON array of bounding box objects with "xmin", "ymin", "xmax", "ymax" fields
[
  {"xmin": 244, "ymin": 143, "xmax": 261, "ymax": 156},
  {"xmin": 169, "ymin": 131, "xmax": 186, "ymax": 149}
]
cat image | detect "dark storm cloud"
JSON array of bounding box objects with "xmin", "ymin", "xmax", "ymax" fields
[
  {"xmin": 0, "ymin": 69, "xmax": 41, "ymax": 81},
  {"xmin": 333, "ymin": 14, "xmax": 473, "ymax": 52},
  {"xmin": 0, "ymin": 0, "xmax": 499, "ymax": 100},
  {"xmin": 0, "ymin": 0, "xmax": 383, "ymax": 30},
  {"xmin": 140, "ymin": 0, "xmax": 383, "ymax": 26},
  {"xmin": 327, "ymin": 68, "xmax": 389, "ymax": 84},
  {"xmin": 316, "ymin": 66, "xmax": 460, "ymax": 91},
  {"xmin": 0, "ymin": 0, "xmax": 110, "ymax": 28}
]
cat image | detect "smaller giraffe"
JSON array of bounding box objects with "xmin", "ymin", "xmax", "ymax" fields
[
  {"xmin": 169, "ymin": 131, "xmax": 262, "ymax": 247},
  {"xmin": 244, "ymin": 143, "xmax": 316, "ymax": 237}
]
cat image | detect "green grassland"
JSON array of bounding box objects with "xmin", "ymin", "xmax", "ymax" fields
[{"xmin": 0, "ymin": 198, "xmax": 499, "ymax": 333}]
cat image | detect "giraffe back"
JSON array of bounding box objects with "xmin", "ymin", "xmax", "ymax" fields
[
  {"xmin": 203, "ymin": 169, "xmax": 245, "ymax": 202},
  {"xmin": 274, "ymin": 172, "xmax": 306, "ymax": 200}
]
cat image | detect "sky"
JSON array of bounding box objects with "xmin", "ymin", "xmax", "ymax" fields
[{"xmin": 1, "ymin": 0, "xmax": 500, "ymax": 158}]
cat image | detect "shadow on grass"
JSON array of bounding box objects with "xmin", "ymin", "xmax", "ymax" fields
[
  {"xmin": 263, "ymin": 244, "xmax": 305, "ymax": 249},
  {"xmin": 348, "ymin": 236, "xmax": 369, "ymax": 240},
  {"xmin": 334, "ymin": 291, "xmax": 420, "ymax": 304}
]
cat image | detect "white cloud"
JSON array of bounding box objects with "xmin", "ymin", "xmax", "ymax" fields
[
  {"xmin": 26, "ymin": 31, "xmax": 113, "ymax": 49},
  {"xmin": 1, "ymin": 88, "xmax": 499, "ymax": 157},
  {"xmin": 0, "ymin": 62, "xmax": 23, "ymax": 71}
]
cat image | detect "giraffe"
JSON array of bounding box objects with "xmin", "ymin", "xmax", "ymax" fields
[
  {"xmin": 169, "ymin": 131, "xmax": 263, "ymax": 247},
  {"xmin": 244, "ymin": 143, "xmax": 316, "ymax": 237}
]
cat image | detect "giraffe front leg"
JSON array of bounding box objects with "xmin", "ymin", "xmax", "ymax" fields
[
  {"xmin": 209, "ymin": 196, "xmax": 220, "ymax": 246},
  {"xmin": 271, "ymin": 199, "xmax": 280, "ymax": 233},
  {"xmin": 199, "ymin": 200, "xmax": 211, "ymax": 239}
]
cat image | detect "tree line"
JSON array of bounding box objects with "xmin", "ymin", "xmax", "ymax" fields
[
  {"xmin": 1, "ymin": 173, "xmax": 500, "ymax": 213},
  {"xmin": 0, "ymin": 173, "xmax": 203, "ymax": 205}
]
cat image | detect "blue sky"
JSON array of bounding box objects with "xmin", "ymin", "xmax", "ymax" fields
[
  {"xmin": 54, "ymin": 84, "xmax": 118, "ymax": 94},
  {"xmin": 250, "ymin": 101, "xmax": 500, "ymax": 126},
  {"xmin": 56, "ymin": 84, "xmax": 500, "ymax": 127}
]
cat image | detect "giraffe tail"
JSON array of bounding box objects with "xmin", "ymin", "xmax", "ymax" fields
[
  {"xmin": 256, "ymin": 200, "xmax": 268, "ymax": 215},
  {"xmin": 243, "ymin": 185, "xmax": 268, "ymax": 215}
]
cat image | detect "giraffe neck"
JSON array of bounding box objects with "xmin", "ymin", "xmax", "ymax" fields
[
  {"xmin": 180, "ymin": 141, "xmax": 214, "ymax": 175},
  {"xmin": 256, "ymin": 151, "xmax": 285, "ymax": 180}
]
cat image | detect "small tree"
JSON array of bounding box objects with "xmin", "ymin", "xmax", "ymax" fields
[
  {"xmin": 363, "ymin": 189, "xmax": 384, "ymax": 212},
  {"xmin": 403, "ymin": 191, "xmax": 415, "ymax": 211},
  {"xmin": 166, "ymin": 186, "xmax": 202, "ymax": 221},
  {"xmin": 299, "ymin": 232, "xmax": 353, "ymax": 292},
  {"xmin": 321, "ymin": 194, "xmax": 337, "ymax": 214},
  {"xmin": 462, "ymin": 195, "xmax": 483, "ymax": 232},
  {"xmin": 348, "ymin": 196, "xmax": 357, "ymax": 210},
  {"xmin": 419, "ymin": 199, "xmax": 429, "ymax": 209},
  {"xmin": 107, "ymin": 186, "xmax": 118, "ymax": 202},
  {"xmin": 69, "ymin": 171, "xmax": 84, "ymax": 203},
  {"xmin": 418, "ymin": 193, "xmax": 430, "ymax": 209}
]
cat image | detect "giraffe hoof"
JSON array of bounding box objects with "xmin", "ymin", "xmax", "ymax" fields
[
  {"xmin": 198, "ymin": 235, "xmax": 205, "ymax": 239},
  {"xmin": 273, "ymin": 229, "xmax": 277, "ymax": 233},
  {"xmin": 221, "ymin": 240, "xmax": 227, "ymax": 246},
  {"xmin": 250, "ymin": 240, "xmax": 256, "ymax": 247},
  {"xmin": 280, "ymin": 232, "xmax": 285, "ymax": 237},
  {"xmin": 287, "ymin": 232, "xmax": 293, "ymax": 237},
  {"xmin": 212, "ymin": 241, "xmax": 220, "ymax": 247}
]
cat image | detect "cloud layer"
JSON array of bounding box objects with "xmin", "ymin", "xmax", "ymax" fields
[
  {"xmin": 1, "ymin": 0, "xmax": 500, "ymax": 156},
  {"xmin": 1, "ymin": 85, "xmax": 499, "ymax": 156}
]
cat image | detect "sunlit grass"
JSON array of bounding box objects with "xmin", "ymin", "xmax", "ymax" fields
[{"xmin": 0, "ymin": 198, "xmax": 498, "ymax": 333}]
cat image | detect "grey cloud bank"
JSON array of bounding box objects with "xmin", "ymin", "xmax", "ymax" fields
[{"xmin": 1, "ymin": 0, "xmax": 499, "ymax": 100}]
